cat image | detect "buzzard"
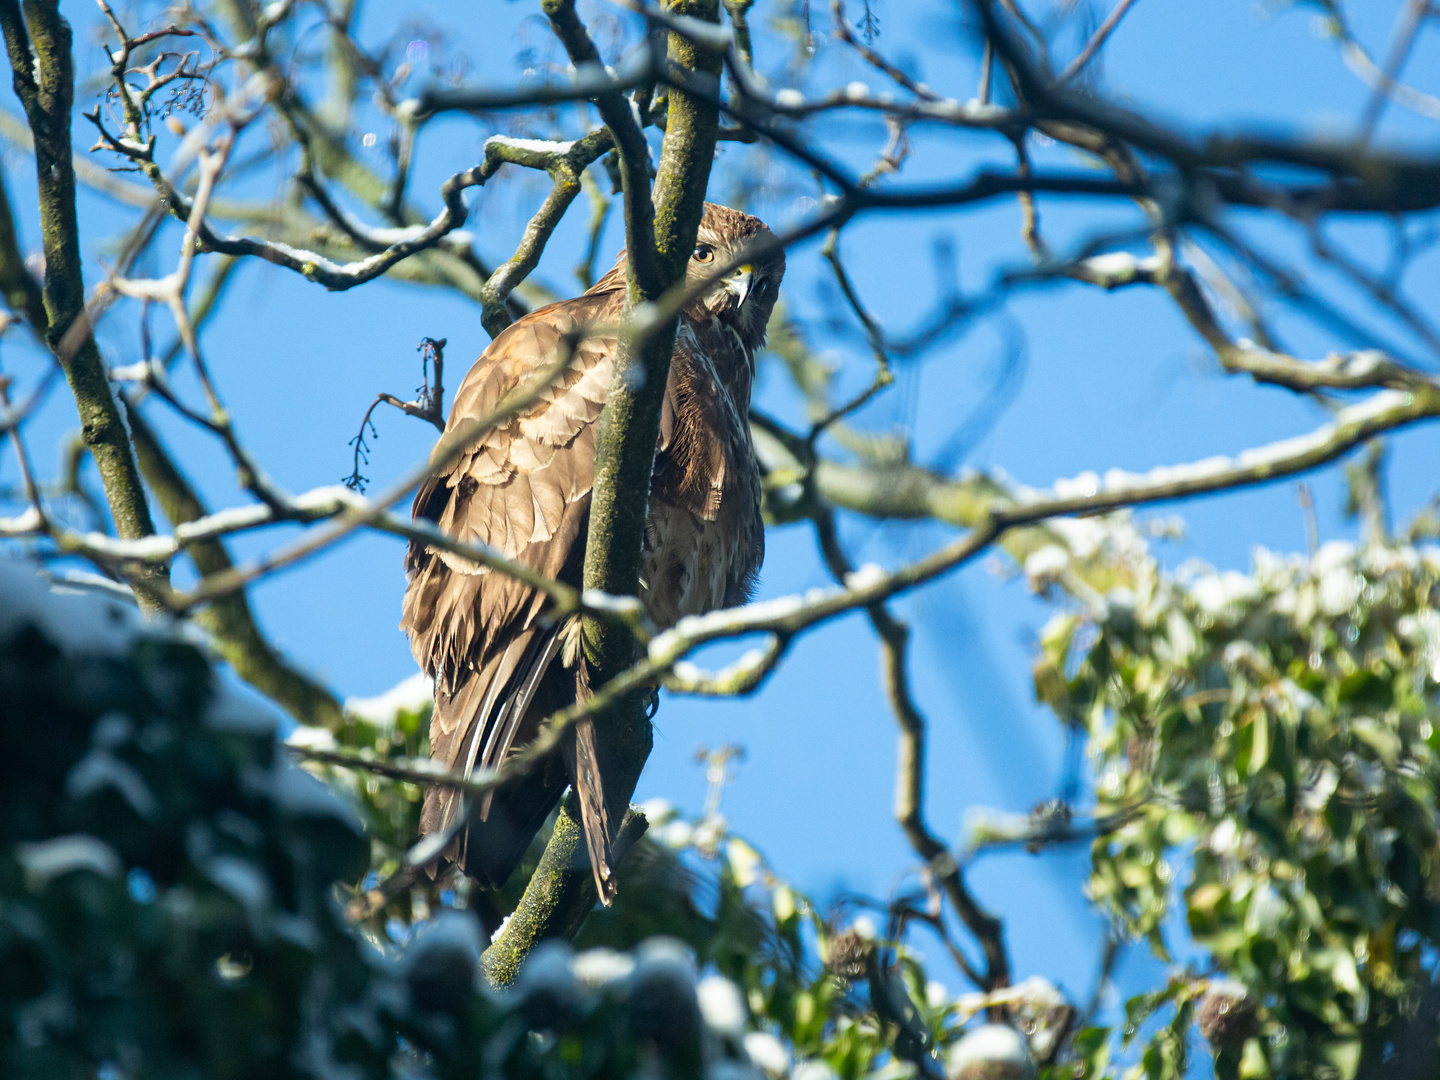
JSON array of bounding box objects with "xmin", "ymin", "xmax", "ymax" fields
[{"xmin": 402, "ymin": 203, "xmax": 783, "ymax": 899}]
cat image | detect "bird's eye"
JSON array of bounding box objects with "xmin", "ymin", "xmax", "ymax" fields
[{"xmin": 692, "ymin": 246, "xmax": 715, "ymax": 264}]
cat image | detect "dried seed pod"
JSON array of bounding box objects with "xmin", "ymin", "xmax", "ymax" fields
[
  {"xmin": 1198, "ymin": 981, "xmax": 1260, "ymax": 1052},
  {"xmin": 823, "ymin": 929, "xmax": 873, "ymax": 981}
]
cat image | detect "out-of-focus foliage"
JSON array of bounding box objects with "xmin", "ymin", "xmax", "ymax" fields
[
  {"xmin": 1026, "ymin": 514, "xmax": 1440, "ymax": 1080},
  {"xmin": 21, "ymin": 496, "xmax": 1440, "ymax": 1080},
  {"xmin": 580, "ymin": 804, "xmax": 1083, "ymax": 1080},
  {"xmin": 0, "ymin": 560, "xmax": 1025, "ymax": 1080},
  {"xmin": 310, "ymin": 507, "xmax": 1440, "ymax": 1080},
  {"xmin": 589, "ymin": 801, "xmax": 965, "ymax": 1080},
  {"xmin": 310, "ymin": 686, "xmax": 1054, "ymax": 1080},
  {"xmin": 289, "ymin": 681, "xmax": 442, "ymax": 938},
  {"xmin": 291, "ymin": 686, "xmax": 575, "ymax": 943},
  {"xmin": 29, "ymin": 509, "xmax": 1440, "ymax": 1080},
  {"xmin": 0, "ymin": 563, "xmax": 382, "ymax": 1078}
]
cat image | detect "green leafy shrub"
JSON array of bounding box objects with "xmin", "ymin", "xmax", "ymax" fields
[{"xmin": 1033, "ymin": 527, "xmax": 1440, "ymax": 1079}]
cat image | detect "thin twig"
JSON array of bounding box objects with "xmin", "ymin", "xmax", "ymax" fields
[
  {"xmin": 1354, "ymin": 0, "xmax": 1431, "ymax": 147},
  {"xmin": 833, "ymin": 0, "xmax": 939, "ymax": 101},
  {"xmin": 0, "ymin": 367, "xmax": 45, "ymax": 528},
  {"xmin": 345, "ymin": 337, "xmax": 447, "ymax": 492},
  {"xmin": 814, "ymin": 229, "xmax": 893, "ymax": 443},
  {"xmin": 1057, "ymin": 0, "xmax": 1142, "ymax": 84},
  {"xmin": 811, "ymin": 498, "xmax": 1010, "ymax": 990}
]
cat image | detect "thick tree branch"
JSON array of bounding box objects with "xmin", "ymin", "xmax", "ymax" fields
[
  {"xmin": 127, "ymin": 405, "xmax": 344, "ymax": 729},
  {"xmin": 0, "ymin": 0, "xmax": 167, "ymax": 609},
  {"xmin": 542, "ymin": 0, "xmax": 660, "ymax": 297},
  {"xmin": 580, "ymin": 0, "xmax": 721, "ymax": 657},
  {"xmin": 480, "ymin": 804, "xmax": 649, "ymax": 985},
  {"xmin": 470, "ymin": 0, "xmax": 726, "ymax": 962},
  {"xmin": 579, "ymin": 0, "xmax": 721, "ymax": 867}
]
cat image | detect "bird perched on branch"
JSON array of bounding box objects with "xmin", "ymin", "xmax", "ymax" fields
[{"xmin": 402, "ymin": 203, "xmax": 783, "ymax": 901}]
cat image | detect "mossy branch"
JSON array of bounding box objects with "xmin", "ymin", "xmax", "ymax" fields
[
  {"xmin": 0, "ymin": 0, "xmax": 166, "ymax": 610},
  {"xmin": 579, "ymin": 0, "xmax": 722, "ymax": 674},
  {"xmin": 580, "ymin": 0, "xmax": 720, "ymax": 888},
  {"xmin": 479, "ymin": 0, "xmax": 724, "ymax": 973},
  {"xmin": 478, "ymin": 129, "xmax": 615, "ymax": 337},
  {"xmin": 481, "ymin": 803, "xmax": 649, "ymax": 987}
]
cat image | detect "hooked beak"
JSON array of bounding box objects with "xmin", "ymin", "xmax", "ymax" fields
[{"xmin": 727, "ymin": 264, "xmax": 755, "ymax": 307}]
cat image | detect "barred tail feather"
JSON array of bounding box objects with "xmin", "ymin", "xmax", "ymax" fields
[
  {"xmin": 420, "ymin": 625, "xmax": 570, "ymax": 888},
  {"xmin": 568, "ymin": 710, "xmax": 616, "ymax": 904}
]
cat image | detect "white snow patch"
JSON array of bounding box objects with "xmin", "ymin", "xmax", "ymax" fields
[
  {"xmin": 206, "ymin": 681, "xmax": 281, "ymax": 736},
  {"xmin": 43, "ymin": 571, "xmax": 140, "ymax": 605},
  {"xmin": 286, "ymin": 725, "xmax": 338, "ymax": 752},
  {"xmin": 843, "ymin": 563, "xmax": 887, "ymax": 591},
  {"xmin": 267, "ymin": 763, "xmax": 362, "ymax": 828},
  {"xmin": 948, "ymin": 1024, "xmax": 1034, "ymax": 1079},
  {"xmin": 485, "ymin": 134, "xmax": 576, "ymax": 157},
  {"xmin": 66, "ymin": 752, "xmax": 158, "ymax": 819},
  {"xmin": 16, "ymin": 834, "xmax": 123, "ymax": 887},
  {"xmin": 0, "ymin": 558, "xmax": 140, "ymax": 654},
  {"xmin": 1190, "ymin": 570, "xmax": 1260, "ymax": 615},
  {"xmin": 518, "ymin": 940, "xmax": 576, "ymax": 994},
  {"xmin": 207, "ymin": 854, "xmax": 272, "ymax": 911},
  {"xmin": 1080, "ymin": 252, "xmax": 1161, "ymax": 278},
  {"xmin": 698, "ymin": 974, "xmax": 747, "ymax": 1034},
  {"xmin": 743, "ymin": 1032, "xmax": 790, "ymax": 1077},
  {"xmin": 849, "ymin": 913, "xmax": 878, "ymax": 940},
  {"xmin": 633, "ymin": 937, "xmax": 696, "ymax": 985},
  {"xmin": 407, "ymin": 909, "xmax": 486, "ymax": 967},
  {"xmin": 345, "ymin": 672, "xmax": 433, "ymax": 725},
  {"xmin": 1024, "ymin": 545, "xmax": 1070, "ymax": 590},
  {"xmin": 1318, "ymin": 565, "xmax": 1363, "ymax": 615},
  {"xmin": 572, "ymin": 948, "xmax": 635, "ymax": 987},
  {"xmin": 658, "ymin": 819, "xmax": 695, "ymax": 849}
]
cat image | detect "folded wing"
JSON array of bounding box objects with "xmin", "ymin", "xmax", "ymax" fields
[{"xmin": 401, "ymin": 289, "xmax": 618, "ymax": 889}]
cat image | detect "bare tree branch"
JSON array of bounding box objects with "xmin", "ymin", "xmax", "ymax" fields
[
  {"xmin": 811, "ymin": 502, "xmax": 1010, "ymax": 990},
  {"xmin": 128, "ymin": 403, "xmax": 344, "ymax": 729}
]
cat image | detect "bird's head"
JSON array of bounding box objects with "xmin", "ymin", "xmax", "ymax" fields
[{"xmin": 686, "ymin": 203, "xmax": 785, "ymax": 349}]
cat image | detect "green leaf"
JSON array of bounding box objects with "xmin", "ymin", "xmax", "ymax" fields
[
  {"xmin": 1236, "ymin": 708, "xmax": 1270, "ymax": 776},
  {"xmin": 1337, "ymin": 669, "xmax": 1393, "ymax": 710}
]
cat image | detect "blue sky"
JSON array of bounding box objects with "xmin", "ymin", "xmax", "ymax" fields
[{"xmin": 5, "ymin": 0, "xmax": 1440, "ymax": 1031}]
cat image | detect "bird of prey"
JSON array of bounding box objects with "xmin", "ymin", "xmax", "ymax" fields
[{"xmin": 401, "ymin": 203, "xmax": 784, "ymax": 900}]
